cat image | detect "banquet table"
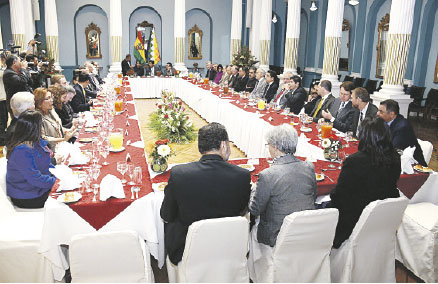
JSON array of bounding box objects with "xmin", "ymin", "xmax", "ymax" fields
[{"xmin": 39, "ymin": 77, "xmax": 436, "ymax": 281}]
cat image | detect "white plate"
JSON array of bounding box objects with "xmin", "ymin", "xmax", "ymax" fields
[
  {"xmin": 152, "ymin": 182, "xmax": 168, "ymax": 192},
  {"xmin": 300, "ymin": 127, "xmax": 312, "ymax": 133},
  {"xmin": 57, "ymin": 192, "xmax": 82, "ymax": 203},
  {"xmin": 316, "ymin": 173, "xmax": 325, "ymax": 181},
  {"xmin": 110, "ymin": 146, "xmax": 125, "ymax": 153},
  {"xmin": 238, "ymin": 164, "xmax": 255, "ymax": 171}
]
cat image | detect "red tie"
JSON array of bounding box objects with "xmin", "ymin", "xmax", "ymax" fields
[{"xmin": 275, "ymin": 89, "xmax": 285, "ymax": 102}]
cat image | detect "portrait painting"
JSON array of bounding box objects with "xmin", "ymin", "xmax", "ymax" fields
[
  {"xmin": 86, "ymin": 23, "xmax": 102, "ymax": 59},
  {"xmin": 188, "ymin": 25, "xmax": 203, "ymax": 60}
]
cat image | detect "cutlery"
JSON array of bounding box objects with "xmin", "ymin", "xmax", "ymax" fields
[
  {"xmin": 322, "ymin": 168, "xmax": 337, "ymax": 171},
  {"xmin": 324, "ymin": 174, "xmax": 335, "ymax": 182},
  {"xmin": 135, "ymin": 187, "xmax": 140, "ymax": 199},
  {"xmin": 130, "ymin": 187, "xmax": 134, "ymax": 200}
]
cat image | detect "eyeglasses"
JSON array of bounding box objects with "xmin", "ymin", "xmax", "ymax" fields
[{"xmin": 44, "ymin": 96, "xmax": 53, "ymax": 100}]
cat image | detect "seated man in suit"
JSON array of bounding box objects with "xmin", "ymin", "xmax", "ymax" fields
[
  {"xmin": 160, "ymin": 122, "xmax": 251, "ymax": 265},
  {"xmin": 270, "ymin": 71, "xmax": 292, "ymax": 109},
  {"xmin": 321, "ymin": 81, "xmax": 358, "ymax": 133},
  {"xmin": 249, "ymin": 68, "xmax": 267, "ymax": 98},
  {"xmin": 71, "ymin": 72, "xmax": 93, "ymax": 113},
  {"xmin": 205, "ymin": 61, "xmax": 217, "ymax": 81},
  {"xmin": 121, "ymin": 54, "xmax": 132, "ymax": 76},
  {"xmin": 351, "ymin": 87, "xmax": 378, "ymax": 137},
  {"xmin": 262, "ymin": 70, "xmax": 279, "ymax": 103},
  {"xmin": 311, "ymin": 80, "xmax": 336, "ymax": 122},
  {"xmin": 284, "ymin": 75, "xmax": 307, "ymax": 114},
  {"xmin": 145, "ymin": 60, "xmax": 159, "ymax": 76},
  {"xmin": 245, "ymin": 67, "xmax": 257, "ymax": 93},
  {"xmin": 304, "ymin": 83, "xmax": 320, "ymax": 115},
  {"xmin": 234, "ymin": 66, "xmax": 249, "ymax": 92},
  {"xmin": 378, "ymin": 99, "xmax": 427, "ymax": 166},
  {"xmin": 163, "ymin": 62, "xmax": 175, "ymax": 76},
  {"xmin": 228, "ymin": 65, "xmax": 239, "ymax": 88}
]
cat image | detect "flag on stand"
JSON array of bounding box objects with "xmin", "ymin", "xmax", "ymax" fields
[
  {"xmin": 148, "ymin": 28, "xmax": 161, "ymax": 64},
  {"xmin": 133, "ymin": 30, "xmax": 146, "ymax": 64}
]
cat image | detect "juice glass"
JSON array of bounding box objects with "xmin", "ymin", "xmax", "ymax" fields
[
  {"xmin": 156, "ymin": 71, "xmax": 161, "ymax": 77},
  {"xmin": 203, "ymin": 78, "xmax": 209, "ymax": 84},
  {"xmin": 321, "ymin": 122, "xmax": 333, "ymax": 139},
  {"xmin": 117, "ymin": 74, "xmax": 122, "ymax": 78},
  {"xmin": 257, "ymin": 99, "xmax": 266, "ymax": 110},
  {"xmin": 114, "ymin": 100, "xmax": 123, "ymax": 112},
  {"xmin": 109, "ymin": 129, "xmax": 124, "ymax": 150},
  {"xmin": 114, "ymin": 87, "xmax": 121, "ymax": 94},
  {"xmin": 223, "ymin": 86, "xmax": 229, "ymax": 94},
  {"xmin": 189, "ymin": 72, "xmax": 193, "ymax": 79}
]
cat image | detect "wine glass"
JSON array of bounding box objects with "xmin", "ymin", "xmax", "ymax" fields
[
  {"xmin": 131, "ymin": 166, "xmax": 142, "ymax": 196},
  {"xmin": 100, "ymin": 142, "xmax": 110, "ymax": 166},
  {"xmin": 117, "ymin": 161, "xmax": 128, "ymax": 184},
  {"xmin": 90, "ymin": 167, "xmax": 100, "ymax": 202},
  {"xmin": 127, "ymin": 164, "xmax": 135, "ymax": 185}
]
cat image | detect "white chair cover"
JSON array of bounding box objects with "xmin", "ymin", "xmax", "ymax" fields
[
  {"xmin": 69, "ymin": 230, "xmax": 154, "ymax": 283},
  {"xmin": 330, "ymin": 197, "xmax": 409, "ymax": 283},
  {"xmin": 0, "ymin": 157, "xmax": 15, "ymax": 218},
  {"xmin": 396, "ymin": 202, "xmax": 438, "ymax": 283},
  {"xmin": 418, "ymin": 139, "xmax": 433, "ymax": 165},
  {"xmin": 248, "ymin": 208, "xmax": 339, "ymax": 283},
  {"xmin": 166, "ymin": 216, "xmax": 249, "ymax": 283}
]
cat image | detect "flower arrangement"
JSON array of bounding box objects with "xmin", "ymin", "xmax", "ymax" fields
[
  {"xmin": 175, "ymin": 70, "xmax": 180, "ymax": 77},
  {"xmin": 127, "ymin": 68, "xmax": 135, "ymax": 77},
  {"xmin": 150, "ymin": 139, "xmax": 174, "ymax": 172},
  {"xmin": 322, "ymin": 138, "xmax": 342, "ymax": 161},
  {"xmin": 148, "ymin": 90, "xmax": 196, "ymax": 144},
  {"xmin": 231, "ymin": 46, "xmax": 259, "ymax": 67}
]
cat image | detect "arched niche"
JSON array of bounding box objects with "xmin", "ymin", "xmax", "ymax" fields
[
  {"xmin": 269, "ymin": 12, "xmax": 283, "ymax": 66},
  {"xmin": 298, "ymin": 10, "xmax": 309, "ymax": 71},
  {"xmin": 129, "ymin": 7, "xmax": 162, "ymax": 65},
  {"xmin": 74, "ymin": 5, "xmax": 109, "ymax": 76},
  {"xmin": 185, "ymin": 8, "xmax": 212, "ymax": 68}
]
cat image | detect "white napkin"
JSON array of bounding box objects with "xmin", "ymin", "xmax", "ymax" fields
[
  {"xmin": 130, "ymin": 140, "xmax": 145, "ymax": 149},
  {"xmin": 128, "ymin": 114, "xmax": 138, "ymax": 120},
  {"xmin": 49, "ymin": 164, "xmax": 81, "ymax": 192},
  {"xmin": 295, "ymin": 133, "xmax": 325, "ymax": 162},
  {"xmin": 400, "ymin": 146, "xmax": 417, "ymax": 174},
  {"xmin": 84, "ymin": 111, "xmax": 98, "ymax": 127},
  {"xmin": 55, "ymin": 142, "xmax": 89, "ymax": 165},
  {"xmin": 99, "ymin": 174, "xmax": 125, "ymax": 201}
]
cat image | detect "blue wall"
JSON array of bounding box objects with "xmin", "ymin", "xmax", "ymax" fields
[{"xmin": 186, "ymin": 8, "xmax": 212, "ymax": 69}]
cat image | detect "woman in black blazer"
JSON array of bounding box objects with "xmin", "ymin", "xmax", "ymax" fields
[{"xmin": 327, "ymin": 117, "xmax": 400, "ymax": 248}]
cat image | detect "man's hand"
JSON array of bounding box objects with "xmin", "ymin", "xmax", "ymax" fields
[
  {"xmin": 21, "ymin": 61, "xmax": 28, "ymax": 69},
  {"xmin": 321, "ymin": 109, "xmax": 333, "ymax": 120}
]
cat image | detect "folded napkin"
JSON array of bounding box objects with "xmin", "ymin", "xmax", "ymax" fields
[
  {"xmin": 128, "ymin": 114, "xmax": 139, "ymax": 120},
  {"xmin": 99, "ymin": 174, "xmax": 125, "ymax": 201},
  {"xmin": 295, "ymin": 133, "xmax": 325, "ymax": 162},
  {"xmin": 400, "ymin": 146, "xmax": 417, "ymax": 174},
  {"xmin": 55, "ymin": 142, "xmax": 89, "ymax": 165},
  {"xmin": 130, "ymin": 140, "xmax": 145, "ymax": 149},
  {"xmin": 49, "ymin": 164, "xmax": 81, "ymax": 192},
  {"xmin": 84, "ymin": 111, "xmax": 98, "ymax": 127}
]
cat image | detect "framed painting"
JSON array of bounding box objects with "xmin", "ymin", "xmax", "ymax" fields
[
  {"xmin": 188, "ymin": 25, "xmax": 203, "ymax": 60},
  {"xmin": 86, "ymin": 23, "xmax": 102, "ymax": 59}
]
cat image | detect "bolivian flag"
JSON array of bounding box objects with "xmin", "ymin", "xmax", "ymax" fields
[
  {"xmin": 134, "ymin": 31, "xmax": 146, "ymax": 64},
  {"xmin": 148, "ymin": 28, "xmax": 161, "ymax": 64}
]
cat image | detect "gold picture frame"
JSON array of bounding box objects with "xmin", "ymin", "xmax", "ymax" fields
[
  {"xmin": 339, "ymin": 19, "xmax": 351, "ymax": 72},
  {"xmin": 85, "ymin": 23, "xmax": 102, "ymax": 59},
  {"xmin": 434, "ymin": 54, "xmax": 438, "ymax": 83},
  {"xmin": 188, "ymin": 24, "xmax": 203, "ymax": 60},
  {"xmin": 376, "ymin": 13, "xmax": 390, "ymax": 79}
]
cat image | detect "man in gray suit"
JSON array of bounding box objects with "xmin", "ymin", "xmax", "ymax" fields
[
  {"xmin": 249, "ymin": 68, "xmax": 267, "ymax": 98},
  {"xmin": 249, "ymin": 124, "xmax": 316, "ymax": 247},
  {"xmin": 322, "ymin": 81, "xmax": 358, "ymax": 133},
  {"xmin": 351, "ymin": 87, "xmax": 378, "ymax": 137},
  {"xmin": 270, "ymin": 71, "xmax": 292, "ymax": 109}
]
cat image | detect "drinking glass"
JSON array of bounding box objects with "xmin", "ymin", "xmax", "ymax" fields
[
  {"xmin": 284, "ymin": 107, "xmax": 290, "ymax": 115},
  {"xmin": 109, "ymin": 128, "xmax": 124, "ymax": 150},
  {"xmin": 100, "ymin": 142, "xmax": 110, "ymax": 166},
  {"xmin": 345, "ymin": 131, "xmax": 353, "ymax": 148},
  {"xmin": 117, "ymin": 161, "xmax": 128, "ymax": 184},
  {"xmin": 127, "ymin": 164, "xmax": 135, "ymax": 185},
  {"xmin": 90, "ymin": 167, "xmax": 100, "ymax": 202},
  {"xmin": 133, "ymin": 166, "xmax": 142, "ymax": 184}
]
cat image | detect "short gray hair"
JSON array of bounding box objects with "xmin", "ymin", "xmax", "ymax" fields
[
  {"xmin": 10, "ymin": 92, "xmax": 35, "ymax": 117},
  {"xmin": 265, "ymin": 124, "xmax": 298, "ymax": 154},
  {"xmin": 257, "ymin": 68, "xmax": 266, "ymax": 75},
  {"xmin": 63, "ymin": 84, "xmax": 76, "ymax": 94}
]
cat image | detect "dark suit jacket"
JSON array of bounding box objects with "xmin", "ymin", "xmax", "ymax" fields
[
  {"xmin": 134, "ymin": 66, "xmax": 145, "ymax": 76},
  {"xmin": 206, "ymin": 68, "xmax": 217, "ymax": 81},
  {"xmin": 352, "ymin": 103, "xmax": 378, "ymax": 136},
  {"xmin": 145, "ymin": 65, "xmax": 160, "ymax": 76},
  {"xmin": 285, "ymin": 86, "xmax": 307, "ymax": 114},
  {"xmin": 121, "ymin": 59, "xmax": 131, "ymax": 76},
  {"xmin": 304, "ymin": 97, "xmax": 319, "ymax": 115},
  {"xmin": 234, "ymin": 75, "xmax": 249, "ymax": 92},
  {"xmin": 71, "ymin": 84, "xmax": 91, "ymax": 113},
  {"xmin": 332, "ymin": 101, "xmax": 358, "ymax": 133},
  {"xmin": 3, "ymin": 68, "xmax": 33, "ymax": 102},
  {"xmin": 311, "ymin": 94, "xmax": 336, "ymax": 122},
  {"xmin": 327, "ymin": 151, "xmax": 400, "ymax": 248},
  {"xmin": 55, "ymin": 103, "xmax": 74, "ymax": 129},
  {"xmin": 245, "ymin": 77, "xmax": 257, "ymax": 93},
  {"xmin": 228, "ymin": 74, "xmax": 239, "ymax": 88},
  {"xmin": 389, "ymin": 114, "xmax": 427, "ymax": 166},
  {"xmin": 263, "ymin": 82, "xmax": 279, "ymax": 103},
  {"xmin": 160, "ymin": 154, "xmax": 251, "ymax": 265}
]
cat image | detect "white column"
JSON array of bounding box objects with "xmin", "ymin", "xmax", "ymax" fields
[
  {"xmin": 258, "ymin": 0, "xmax": 272, "ymax": 71},
  {"xmin": 10, "ymin": 0, "xmax": 27, "ymax": 53},
  {"xmin": 44, "ymin": 0, "xmax": 60, "ymax": 69},
  {"xmin": 249, "ymin": 0, "xmax": 261, "ymax": 62},
  {"xmin": 371, "ymin": 0, "xmax": 415, "ymax": 117},
  {"xmin": 230, "ymin": 0, "xmax": 242, "ymax": 62},
  {"xmin": 23, "ymin": 0, "xmax": 35, "ymax": 45},
  {"xmin": 109, "ymin": 0, "xmax": 122, "ymax": 73},
  {"xmin": 174, "ymin": 0, "xmax": 187, "ymax": 73},
  {"xmin": 321, "ymin": 0, "xmax": 345, "ymax": 97},
  {"xmin": 0, "ymin": 21, "xmax": 3, "ymax": 50},
  {"xmin": 283, "ymin": 0, "xmax": 301, "ymax": 75}
]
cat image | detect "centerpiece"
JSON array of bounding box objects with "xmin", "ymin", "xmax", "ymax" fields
[
  {"xmin": 322, "ymin": 137, "xmax": 342, "ymax": 161},
  {"xmin": 149, "ymin": 90, "xmax": 196, "ymax": 144},
  {"xmin": 150, "ymin": 139, "xmax": 173, "ymax": 173}
]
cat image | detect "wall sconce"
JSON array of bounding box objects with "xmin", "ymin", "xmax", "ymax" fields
[
  {"xmin": 310, "ymin": 1, "xmax": 318, "ymax": 11},
  {"xmin": 349, "ymin": 0, "xmax": 359, "ymax": 6}
]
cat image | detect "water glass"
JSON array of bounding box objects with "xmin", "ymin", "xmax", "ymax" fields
[
  {"xmin": 127, "ymin": 164, "xmax": 135, "ymax": 185},
  {"xmin": 117, "ymin": 161, "xmax": 128, "ymax": 184},
  {"xmin": 133, "ymin": 166, "xmax": 142, "ymax": 185}
]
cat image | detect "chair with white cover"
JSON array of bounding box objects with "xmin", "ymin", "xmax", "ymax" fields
[
  {"xmin": 69, "ymin": 230, "xmax": 154, "ymax": 282},
  {"xmin": 417, "ymin": 139, "xmax": 433, "ymax": 165},
  {"xmin": 166, "ymin": 216, "xmax": 249, "ymax": 283},
  {"xmin": 248, "ymin": 208, "xmax": 339, "ymax": 283},
  {"xmin": 396, "ymin": 202, "xmax": 438, "ymax": 282},
  {"xmin": 0, "ymin": 157, "xmax": 56, "ymax": 282},
  {"xmin": 330, "ymin": 197, "xmax": 409, "ymax": 283}
]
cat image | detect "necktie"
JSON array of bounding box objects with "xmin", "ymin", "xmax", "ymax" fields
[
  {"xmin": 275, "ymin": 89, "xmax": 285, "ymax": 103},
  {"xmin": 263, "ymin": 84, "xmax": 270, "ymax": 98},
  {"xmin": 341, "ymin": 101, "xmax": 345, "ymax": 109},
  {"xmin": 360, "ymin": 111, "xmax": 364, "ymax": 122},
  {"xmin": 357, "ymin": 112, "xmax": 364, "ymax": 136},
  {"xmin": 312, "ymin": 98, "xmax": 324, "ymax": 118}
]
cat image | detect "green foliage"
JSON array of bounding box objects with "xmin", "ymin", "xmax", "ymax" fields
[{"xmin": 231, "ymin": 46, "xmax": 258, "ymax": 67}]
